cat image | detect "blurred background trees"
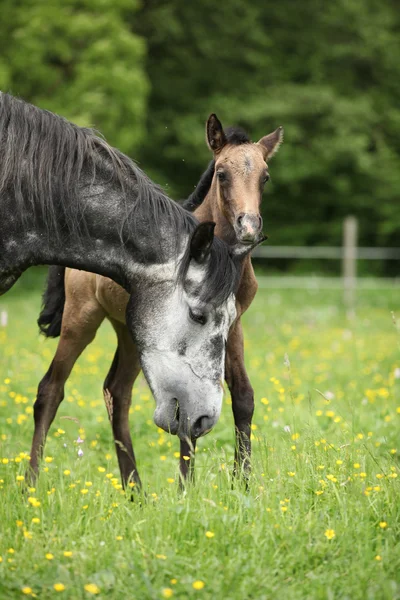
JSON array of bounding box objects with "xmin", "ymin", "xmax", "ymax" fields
[{"xmin": 1, "ymin": 0, "xmax": 399, "ymax": 271}]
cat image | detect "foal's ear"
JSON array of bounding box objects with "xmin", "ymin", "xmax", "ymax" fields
[
  {"xmin": 206, "ymin": 114, "xmax": 227, "ymax": 154},
  {"xmin": 257, "ymin": 126, "xmax": 284, "ymax": 160},
  {"xmin": 190, "ymin": 222, "xmax": 216, "ymax": 263}
]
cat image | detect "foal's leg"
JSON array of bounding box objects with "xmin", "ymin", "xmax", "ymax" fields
[
  {"xmin": 179, "ymin": 439, "xmax": 197, "ymax": 487},
  {"xmin": 104, "ymin": 320, "xmax": 142, "ymax": 489},
  {"xmin": 28, "ymin": 302, "xmax": 106, "ymax": 480},
  {"xmin": 225, "ymin": 318, "xmax": 254, "ymax": 481}
]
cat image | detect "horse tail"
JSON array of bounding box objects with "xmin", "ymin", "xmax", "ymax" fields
[{"xmin": 37, "ymin": 266, "xmax": 66, "ymax": 338}]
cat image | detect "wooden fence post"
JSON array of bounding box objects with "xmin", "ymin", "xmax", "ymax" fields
[{"xmin": 342, "ymin": 216, "xmax": 358, "ymax": 316}]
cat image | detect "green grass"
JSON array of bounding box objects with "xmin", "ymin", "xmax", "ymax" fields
[{"xmin": 0, "ymin": 271, "xmax": 400, "ymax": 599}]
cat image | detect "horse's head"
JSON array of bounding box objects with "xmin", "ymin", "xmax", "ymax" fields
[
  {"xmin": 206, "ymin": 114, "xmax": 283, "ymax": 245},
  {"xmin": 125, "ymin": 222, "xmax": 261, "ymax": 442}
]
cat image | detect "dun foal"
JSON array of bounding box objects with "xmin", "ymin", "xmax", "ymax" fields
[{"xmin": 37, "ymin": 115, "xmax": 283, "ymax": 486}]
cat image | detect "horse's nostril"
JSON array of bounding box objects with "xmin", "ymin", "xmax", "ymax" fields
[
  {"xmin": 237, "ymin": 214, "xmax": 244, "ymax": 227},
  {"xmin": 258, "ymin": 215, "xmax": 263, "ymax": 228},
  {"xmin": 192, "ymin": 415, "xmax": 211, "ymax": 438}
]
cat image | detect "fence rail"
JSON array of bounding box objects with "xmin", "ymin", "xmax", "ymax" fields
[
  {"xmin": 256, "ymin": 276, "xmax": 400, "ymax": 290},
  {"xmin": 252, "ymin": 246, "xmax": 400, "ymax": 260},
  {"xmin": 251, "ymin": 216, "xmax": 400, "ymax": 315}
]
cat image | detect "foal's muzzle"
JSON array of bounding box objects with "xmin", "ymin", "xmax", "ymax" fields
[{"xmin": 235, "ymin": 213, "xmax": 263, "ymax": 243}]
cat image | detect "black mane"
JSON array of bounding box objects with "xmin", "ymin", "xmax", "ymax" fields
[
  {"xmin": 0, "ymin": 93, "xmax": 240, "ymax": 306},
  {"xmin": 183, "ymin": 126, "xmax": 251, "ymax": 212}
]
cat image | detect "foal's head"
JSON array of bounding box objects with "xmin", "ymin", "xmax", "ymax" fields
[{"xmin": 206, "ymin": 114, "xmax": 283, "ymax": 245}]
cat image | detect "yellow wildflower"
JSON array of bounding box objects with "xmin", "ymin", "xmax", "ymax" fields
[
  {"xmin": 192, "ymin": 581, "xmax": 205, "ymax": 590},
  {"xmin": 84, "ymin": 583, "xmax": 100, "ymax": 595},
  {"xmin": 21, "ymin": 587, "xmax": 33, "ymax": 595},
  {"xmin": 324, "ymin": 529, "xmax": 335, "ymax": 540}
]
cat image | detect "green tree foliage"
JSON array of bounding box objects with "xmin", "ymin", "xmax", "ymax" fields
[
  {"xmin": 134, "ymin": 0, "xmax": 400, "ymax": 256},
  {"xmin": 1, "ymin": 0, "xmax": 399, "ymax": 265},
  {"xmin": 0, "ymin": 0, "xmax": 148, "ymax": 152}
]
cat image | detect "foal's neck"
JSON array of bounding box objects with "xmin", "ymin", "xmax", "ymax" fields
[{"xmin": 194, "ymin": 185, "xmax": 237, "ymax": 247}]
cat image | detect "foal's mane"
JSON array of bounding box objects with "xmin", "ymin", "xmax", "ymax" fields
[
  {"xmin": 183, "ymin": 127, "xmax": 252, "ymax": 212},
  {"xmin": 0, "ymin": 93, "xmax": 240, "ymax": 306}
]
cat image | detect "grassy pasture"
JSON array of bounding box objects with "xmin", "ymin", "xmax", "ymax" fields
[{"xmin": 0, "ymin": 271, "xmax": 399, "ymax": 599}]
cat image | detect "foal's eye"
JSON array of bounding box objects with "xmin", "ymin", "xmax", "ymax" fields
[
  {"xmin": 262, "ymin": 174, "xmax": 270, "ymax": 184},
  {"xmin": 189, "ymin": 308, "xmax": 207, "ymax": 326},
  {"xmin": 217, "ymin": 171, "xmax": 226, "ymax": 182}
]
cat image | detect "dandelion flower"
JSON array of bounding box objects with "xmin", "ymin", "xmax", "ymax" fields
[
  {"xmin": 84, "ymin": 583, "xmax": 100, "ymax": 595},
  {"xmin": 162, "ymin": 589, "xmax": 174, "ymax": 598},
  {"xmin": 54, "ymin": 583, "xmax": 66, "ymax": 592},
  {"xmin": 205, "ymin": 531, "xmax": 214, "ymax": 538},
  {"xmin": 21, "ymin": 587, "xmax": 33, "ymax": 595},
  {"xmin": 324, "ymin": 529, "xmax": 336, "ymax": 540},
  {"xmin": 63, "ymin": 551, "xmax": 73, "ymax": 557},
  {"xmin": 379, "ymin": 522, "xmax": 388, "ymax": 529},
  {"xmin": 192, "ymin": 580, "xmax": 205, "ymax": 590},
  {"xmin": 45, "ymin": 553, "xmax": 54, "ymax": 560}
]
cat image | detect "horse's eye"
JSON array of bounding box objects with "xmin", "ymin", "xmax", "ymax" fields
[
  {"xmin": 189, "ymin": 308, "xmax": 207, "ymax": 325},
  {"xmin": 217, "ymin": 171, "xmax": 226, "ymax": 182},
  {"xmin": 263, "ymin": 174, "xmax": 270, "ymax": 184}
]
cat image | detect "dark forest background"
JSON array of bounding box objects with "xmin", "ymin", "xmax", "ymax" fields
[{"xmin": 1, "ymin": 0, "xmax": 399, "ymax": 273}]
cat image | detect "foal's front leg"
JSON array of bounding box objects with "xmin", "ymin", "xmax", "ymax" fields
[
  {"xmin": 225, "ymin": 318, "xmax": 255, "ymax": 481},
  {"xmin": 104, "ymin": 320, "xmax": 142, "ymax": 490},
  {"xmin": 179, "ymin": 439, "xmax": 197, "ymax": 487},
  {"xmin": 29, "ymin": 302, "xmax": 105, "ymax": 482}
]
